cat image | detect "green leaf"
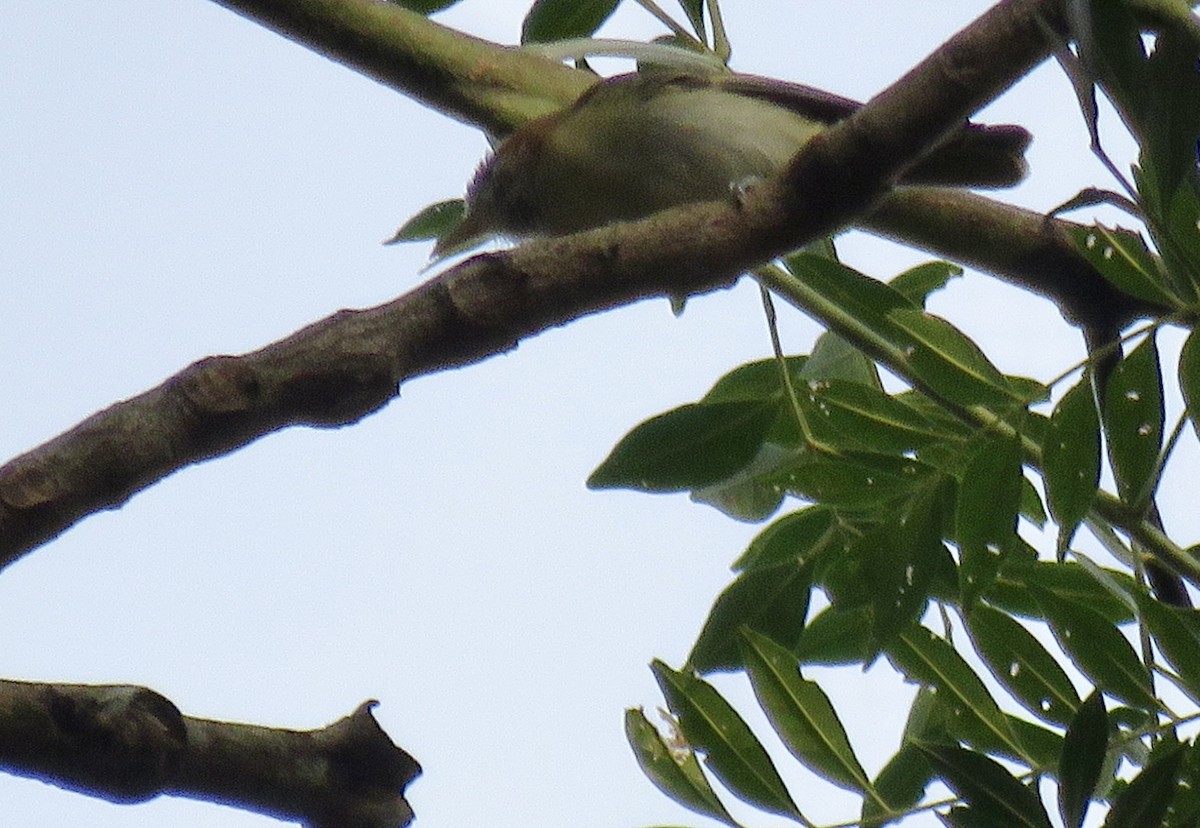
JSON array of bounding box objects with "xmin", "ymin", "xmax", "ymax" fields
[
  {"xmin": 1165, "ymin": 741, "xmax": 1200, "ymax": 828},
  {"xmin": 857, "ymin": 488, "xmax": 950, "ymax": 653},
  {"xmin": 778, "ymin": 255, "xmax": 1040, "ymax": 412},
  {"xmin": 651, "ymin": 661, "xmax": 801, "ymax": 819},
  {"xmin": 888, "ymin": 308, "xmax": 1043, "ymax": 409},
  {"xmin": 521, "ymin": 0, "xmax": 619, "ymax": 42},
  {"xmin": 1137, "ymin": 26, "xmax": 1200, "ymax": 236},
  {"xmin": 965, "ymin": 605, "xmax": 1080, "ymax": 726},
  {"xmin": 778, "ymin": 253, "xmax": 959, "ymax": 392},
  {"xmin": 956, "ymin": 434, "xmax": 1023, "ymax": 604},
  {"xmin": 385, "ymin": 0, "xmax": 460, "ymax": 13},
  {"xmin": 689, "ymin": 442, "xmax": 792, "ymax": 521},
  {"xmin": 914, "ymin": 742, "xmax": 1053, "ymax": 828},
  {"xmin": 783, "ymin": 252, "xmax": 917, "ymax": 333},
  {"xmin": 740, "ymin": 629, "xmax": 873, "ymax": 793},
  {"xmin": 1067, "ymin": 224, "xmax": 1176, "ymax": 307},
  {"xmin": 1005, "ymin": 717, "xmax": 1065, "ymax": 769},
  {"xmin": 1135, "ymin": 592, "xmax": 1200, "ymax": 706},
  {"xmin": 901, "ymin": 686, "xmax": 952, "ymax": 742},
  {"xmin": 799, "ymin": 331, "xmax": 881, "ymax": 387},
  {"xmin": 888, "ymin": 261, "xmax": 963, "ymax": 307},
  {"xmin": 1109, "ymin": 705, "xmax": 1156, "ymax": 750},
  {"xmin": 1043, "ymin": 379, "xmax": 1101, "ymax": 543},
  {"xmin": 895, "ymin": 392, "xmax": 978, "ymax": 442},
  {"xmin": 784, "ymin": 451, "xmax": 938, "ymax": 512},
  {"xmin": 1058, "ymin": 692, "xmax": 1107, "ymax": 828},
  {"xmin": 1032, "ymin": 587, "xmax": 1158, "ymax": 711},
  {"xmin": 886, "ymin": 627, "xmax": 1026, "ymax": 762},
  {"xmin": 942, "ymin": 804, "xmax": 1017, "ymax": 828},
  {"xmin": 588, "ymin": 401, "xmax": 779, "ymax": 491},
  {"xmin": 1019, "ymin": 475, "xmax": 1049, "ymax": 529},
  {"xmin": 861, "ymin": 742, "xmax": 932, "ymax": 828},
  {"xmin": 687, "ymin": 562, "xmax": 812, "ymax": 674},
  {"xmin": 985, "ymin": 561, "xmax": 1136, "ymax": 625},
  {"xmin": 384, "ymin": 199, "xmax": 465, "ymax": 244},
  {"xmin": 624, "ymin": 708, "xmax": 739, "ymax": 827},
  {"xmin": 734, "ymin": 507, "xmax": 837, "ymax": 571},
  {"xmin": 702, "ymin": 357, "xmax": 806, "ymax": 404},
  {"xmin": 1148, "ymin": 171, "xmax": 1200, "ymax": 292},
  {"xmin": 1128, "ymin": 0, "xmax": 1200, "ymax": 30},
  {"xmin": 930, "ymin": 697, "xmax": 1064, "ymax": 767},
  {"xmin": 803, "ymin": 379, "xmax": 959, "ymax": 453},
  {"xmin": 1102, "ymin": 333, "xmax": 1164, "ymax": 502},
  {"xmin": 674, "ymin": 0, "xmax": 705, "ymax": 36},
  {"xmin": 1104, "ymin": 743, "xmax": 1185, "ymax": 828},
  {"xmin": 820, "ymin": 518, "xmax": 959, "ymax": 624},
  {"xmin": 1073, "ymin": 0, "xmax": 1149, "ymax": 138},
  {"xmin": 795, "ymin": 604, "xmax": 872, "ymax": 665},
  {"xmin": 1179, "ymin": 330, "xmax": 1200, "ymax": 443}
]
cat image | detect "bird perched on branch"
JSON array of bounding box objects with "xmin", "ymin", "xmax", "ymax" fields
[{"xmin": 434, "ymin": 71, "xmax": 1031, "ymax": 256}]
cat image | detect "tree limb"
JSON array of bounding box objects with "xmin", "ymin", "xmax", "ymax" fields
[
  {"xmin": 861, "ymin": 187, "xmax": 1166, "ymax": 332},
  {"xmin": 0, "ymin": 680, "xmax": 420, "ymax": 828}
]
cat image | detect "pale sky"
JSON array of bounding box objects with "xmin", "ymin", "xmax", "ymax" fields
[{"xmin": 0, "ymin": 2, "xmax": 1168, "ymax": 827}]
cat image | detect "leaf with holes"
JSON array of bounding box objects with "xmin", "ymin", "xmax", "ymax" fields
[
  {"xmin": 956, "ymin": 433, "xmax": 1023, "ymax": 603},
  {"xmin": 624, "ymin": 708, "xmax": 739, "ymax": 827},
  {"xmin": 1103, "ymin": 333, "xmax": 1163, "ymax": 503},
  {"xmin": 1032, "ymin": 587, "xmax": 1158, "ymax": 711},
  {"xmin": 984, "ymin": 561, "xmax": 1136, "ymax": 625},
  {"xmin": 886, "ymin": 627, "xmax": 1026, "ymax": 762},
  {"xmin": 1043, "ymin": 379, "xmax": 1101, "ymax": 543},
  {"xmin": 1066, "ymin": 224, "xmax": 1175, "ymax": 307},
  {"xmin": 965, "ymin": 604, "xmax": 1079, "ymax": 726},
  {"xmin": 652, "ymin": 661, "xmax": 801, "ymax": 819},
  {"xmin": 889, "ymin": 308, "xmax": 1040, "ymax": 409}
]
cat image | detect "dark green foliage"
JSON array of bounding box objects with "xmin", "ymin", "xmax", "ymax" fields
[
  {"xmin": 1058, "ymin": 692, "xmax": 1107, "ymax": 828},
  {"xmin": 385, "ymin": 0, "xmax": 461, "ymax": 13},
  {"xmin": 521, "ymin": 0, "xmax": 619, "ymax": 43},
  {"xmin": 600, "ymin": 3, "xmax": 1200, "ymax": 827}
]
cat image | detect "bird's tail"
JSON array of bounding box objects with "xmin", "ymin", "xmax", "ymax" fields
[{"xmin": 906, "ymin": 123, "xmax": 1032, "ymax": 188}]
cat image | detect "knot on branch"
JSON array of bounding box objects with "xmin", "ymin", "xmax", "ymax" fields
[{"xmin": 37, "ymin": 684, "xmax": 187, "ymax": 803}]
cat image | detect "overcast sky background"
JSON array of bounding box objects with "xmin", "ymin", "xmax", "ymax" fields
[{"xmin": 0, "ymin": 2, "xmax": 1180, "ymax": 827}]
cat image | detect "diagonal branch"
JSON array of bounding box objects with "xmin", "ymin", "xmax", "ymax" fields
[
  {"xmin": 0, "ymin": 680, "xmax": 420, "ymax": 828},
  {"xmin": 861, "ymin": 187, "xmax": 1165, "ymax": 331}
]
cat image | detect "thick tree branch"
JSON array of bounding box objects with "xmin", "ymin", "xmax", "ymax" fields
[
  {"xmin": 861, "ymin": 188, "xmax": 1166, "ymax": 331},
  {"xmin": 0, "ymin": 680, "xmax": 419, "ymax": 828},
  {"xmin": 776, "ymin": 0, "xmax": 1055, "ymax": 216}
]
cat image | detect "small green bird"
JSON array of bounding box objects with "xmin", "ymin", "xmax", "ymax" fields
[{"xmin": 435, "ymin": 71, "xmax": 1031, "ymax": 256}]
